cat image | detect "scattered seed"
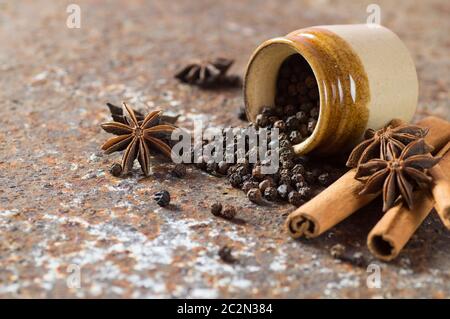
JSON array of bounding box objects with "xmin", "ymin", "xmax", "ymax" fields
[
  {"xmin": 264, "ymin": 186, "xmax": 278, "ymax": 201},
  {"xmin": 154, "ymin": 190, "xmax": 170, "ymax": 207},
  {"xmin": 247, "ymin": 188, "xmax": 263, "ymax": 204},
  {"xmin": 218, "ymin": 245, "xmax": 237, "ymax": 264},
  {"xmin": 171, "ymin": 164, "xmax": 186, "ymax": 178},
  {"xmin": 109, "ymin": 163, "xmax": 122, "ymax": 177},
  {"xmin": 288, "ymin": 191, "xmax": 304, "ymax": 207},
  {"xmin": 211, "ymin": 202, "xmax": 223, "ymax": 216},
  {"xmin": 222, "ymin": 205, "xmax": 237, "ymax": 220}
]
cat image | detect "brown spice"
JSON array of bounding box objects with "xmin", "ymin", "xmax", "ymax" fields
[
  {"xmin": 221, "ymin": 206, "xmax": 237, "ymax": 220},
  {"xmin": 346, "ymin": 120, "xmax": 429, "ymax": 168},
  {"xmin": 100, "ymin": 102, "xmax": 176, "ymax": 176},
  {"xmin": 218, "ymin": 245, "xmax": 237, "ymax": 264},
  {"xmin": 356, "ymin": 139, "xmax": 440, "ymax": 211}
]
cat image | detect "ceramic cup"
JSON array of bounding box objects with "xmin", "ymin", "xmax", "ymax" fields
[{"xmin": 244, "ymin": 24, "xmax": 418, "ymax": 155}]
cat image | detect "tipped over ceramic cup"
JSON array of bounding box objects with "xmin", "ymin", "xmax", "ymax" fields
[{"xmin": 244, "ymin": 24, "xmax": 418, "ymax": 155}]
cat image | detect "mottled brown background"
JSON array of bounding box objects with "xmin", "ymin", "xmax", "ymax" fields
[{"xmin": 0, "ymin": 0, "xmax": 449, "ymax": 298}]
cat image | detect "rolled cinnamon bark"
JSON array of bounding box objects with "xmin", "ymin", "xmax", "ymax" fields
[
  {"xmin": 286, "ymin": 170, "xmax": 378, "ymax": 238},
  {"xmin": 286, "ymin": 116, "xmax": 450, "ymax": 239},
  {"xmin": 367, "ymin": 143, "xmax": 450, "ymax": 261},
  {"xmin": 430, "ymin": 142, "xmax": 450, "ymax": 229}
]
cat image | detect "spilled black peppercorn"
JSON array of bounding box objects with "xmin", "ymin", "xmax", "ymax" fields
[
  {"xmin": 154, "ymin": 190, "xmax": 171, "ymax": 207},
  {"xmin": 221, "ymin": 206, "xmax": 237, "ymax": 220},
  {"xmin": 171, "ymin": 164, "xmax": 187, "ymax": 178},
  {"xmin": 210, "ymin": 202, "xmax": 223, "ymax": 216},
  {"xmin": 218, "ymin": 245, "xmax": 237, "ymax": 264},
  {"xmin": 247, "ymin": 188, "xmax": 263, "ymax": 204},
  {"xmin": 109, "ymin": 163, "xmax": 122, "ymax": 177}
]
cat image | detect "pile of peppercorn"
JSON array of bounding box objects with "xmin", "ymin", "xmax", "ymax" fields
[
  {"xmin": 254, "ymin": 54, "xmax": 320, "ymax": 144},
  {"xmin": 194, "ymin": 126, "xmax": 343, "ymax": 207},
  {"xmin": 192, "ymin": 54, "xmax": 346, "ymax": 207}
]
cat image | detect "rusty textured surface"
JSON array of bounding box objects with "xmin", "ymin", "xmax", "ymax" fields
[{"xmin": 0, "ymin": 0, "xmax": 449, "ymax": 298}]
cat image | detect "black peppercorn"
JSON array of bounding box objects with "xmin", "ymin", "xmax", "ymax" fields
[
  {"xmin": 311, "ymin": 168, "xmax": 322, "ymax": 178},
  {"xmin": 109, "ymin": 163, "xmax": 122, "ymax": 177},
  {"xmin": 283, "ymin": 104, "xmax": 296, "ymax": 116},
  {"xmin": 218, "ymin": 245, "xmax": 237, "ymax": 264},
  {"xmin": 299, "ymin": 102, "xmax": 313, "ymax": 112},
  {"xmin": 279, "ymin": 139, "xmax": 291, "ymax": 148},
  {"xmin": 278, "ymin": 174, "xmax": 291, "ymax": 186},
  {"xmin": 294, "ymin": 155, "xmax": 309, "ymax": 165},
  {"xmin": 291, "ymin": 164, "xmax": 305, "ymax": 175},
  {"xmin": 226, "ymin": 165, "xmax": 236, "ymax": 176},
  {"xmin": 277, "ymin": 184, "xmax": 291, "ymax": 199},
  {"xmin": 318, "ymin": 172, "xmax": 332, "ymax": 186},
  {"xmin": 251, "ymin": 165, "xmax": 264, "ymax": 180},
  {"xmin": 235, "ymin": 164, "xmax": 250, "ymax": 176},
  {"xmin": 307, "ymin": 118, "xmax": 317, "ymax": 133},
  {"xmin": 304, "ymin": 76, "xmax": 316, "ymax": 88},
  {"xmin": 242, "ymin": 181, "xmax": 259, "ymax": 193},
  {"xmin": 229, "ymin": 173, "xmax": 242, "ymax": 188},
  {"xmin": 281, "ymin": 160, "xmax": 294, "ymax": 170},
  {"xmin": 261, "ymin": 106, "xmax": 274, "ymax": 117},
  {"xmin": 217, "ymin": 161, "xmax": 230, "ymax": 175},
  {"xmin": 305, "ymin": 171, "xmax": 316, "ymax": 184},
  {"xmin": 288, "ymin": 83, "xmax": 298, "ymax": 96},
  {"xmin": 297, "ymin": 83, "xmax": 308, "ymax": 95},
  {"xmin": 289, "ymin": 131, "xmax": 302, "ymax": 144},
  {"xmin": 247, "ymin": 188, "xmax": 263, "ymax": 204},
  {"xmin": 206, "ymin": 160, "xmax": 218, "ymax": 174},
  {"xmin": 291, "ymin": 173, "xmax": 305, "ymax": 184},
  {"xmin": 296, "ymin": 111, "xmax": 308, "ymax": 123},
  {"xmin": 308, "ymin": 88, "xmax": 319, "ymax": 99},
  {"xmin": 286, "ymin": 116, "xmax": 300, "ymax": 130},
  {"xmin": 264, "ymin": 186, "xmax": 278, "ymax": 201},
  {"xmin": 171, "ymin": 164, "xmax": 186, "ymax": 178},
  {"xmin": 288, "ymin": 191, "xmax": 304, "ymax": 207},
  {"xmin": 268, "ymin": 116, "xmax": 279, "ymax": 126},
  {"xmin": 280, "ymin": 168, "xmax": 290, "ymax": 178},
  {"xmin": 298, "ymin": 186, "xmax": 312, "ymax": 200},
  {"xmin": 259, "ymin": 179, "xmax": 273, "ymax": 192},
  {"xmin": 211, "ymin": 202, "xmax": 223, "ymax": 216},
  {"xmin": 273, "ymin": 120, "xmax": 286, "ymax": 131},
  {"xmin": 256, "ymin": 114, "xmax": 269, "ymax": 128},
  {"xmin": 295, "ymin": 181, "xmax": 308, "ymax": 190},
  {"xmin": 154, "ymin": 190, "xmax": 170, "ymax": 207},
  {"xmin": 310, "ymin": 106, "xmax": 320, "ymax": 119},
  {"xmin": 222, "ymin": 206, "xmax": 237, "ymax": 219},
  {"xmin": 299, "ymin": 124, "xmax": 309, "ymax": 137}
]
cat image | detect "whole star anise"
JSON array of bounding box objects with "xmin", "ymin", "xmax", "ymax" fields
[
  {"xmin": 355, "ymin": 139, "xmax": 440, "ymax": 211},
  {"xmin": 100, "ymin": 102, "xmax": 176, "ymax": 176},
  {"xmin": 175, "ymin": 57, "xmax": 236, "ymax": 87},
  {"xmin": 346, "ymin": 121, "xmax": 429, "ymax": 168}
]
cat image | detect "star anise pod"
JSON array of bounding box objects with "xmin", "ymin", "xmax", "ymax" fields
[
  {"xmin": 175, "ymin": 57, "xmax": 237, "ymax": 87},
  {"xmin": 106, "ymin": 102, "xmax": 179, "ymax": 125},
  {"xmin": 346, "ymin": 121, "xmax": 430, "ymax": 168},
  {"xmin": 100, "ymin": 102, "xmax": 176, "ymax": 176},
  {"xmin": 355, "ymin": 139, "xmax": 440, "ymax": 211}
]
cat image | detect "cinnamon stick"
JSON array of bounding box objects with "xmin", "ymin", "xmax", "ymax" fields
[
  {"xmin": 430, "ymin": 142, "xmax": 450, "ymax": 229},
  {"xmin": 286, "ymin": 116, "xmax": 450, "ymax": 239},
  {"xmin": 286, "ymin": 170, "xmax": 378, "ymax": 238},
  {"xmin": 367, "ymin": 143, "xmax": 450, "ymax": 261}
]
